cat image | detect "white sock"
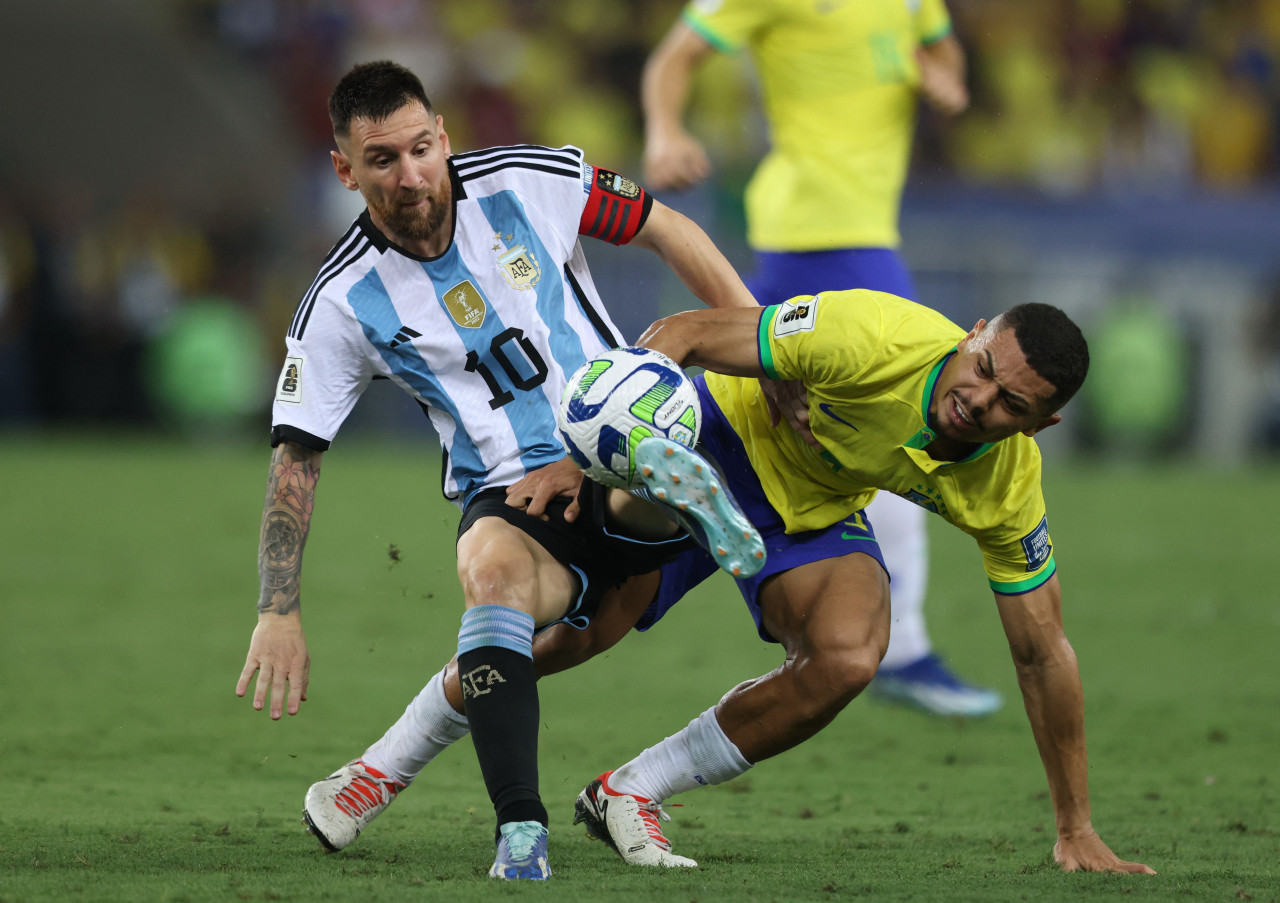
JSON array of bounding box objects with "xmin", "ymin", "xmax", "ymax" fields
[
  {"xmin": 869, "ymin": 492, "xmax": 933, "ymax": 669},
  {"xmin": 609, "ymin": 706, "xmax": 752, "ymax": 802},
  {"xmin": 362, "ymin": 668, "xmax": 470, "ymax": 786}
]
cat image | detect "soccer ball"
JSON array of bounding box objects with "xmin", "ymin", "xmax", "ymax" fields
[{"xmin": 558, "ymin": 346, "xmax": 701, "ymax": 489}]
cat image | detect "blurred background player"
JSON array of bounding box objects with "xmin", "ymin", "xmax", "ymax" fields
[{"xmin": 641, "ymin": 0, "xmax": 1000, "ymax": 716}]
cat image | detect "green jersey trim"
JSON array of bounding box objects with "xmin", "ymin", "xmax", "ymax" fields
[
  {"xmin": 919, "ymin": 23, "xmax": 953, "ymax": 46},
  {"xmin": 989, "ymin": 557, "xmax": 1056, "ymax": 595},
  {"xmin": 682, "ymin": 9, "xmax": 738, "ymax": 54},
  {"xmin": 759, "ymin": 304, "xmax": 779, "ymax": 378},
  {"xmin": 918, "ymin": 348, "xmax": 996, "ymax": 466},
  {"xmin": 919, "ymin": 352, "xmax": 949, "ymax": 421}
]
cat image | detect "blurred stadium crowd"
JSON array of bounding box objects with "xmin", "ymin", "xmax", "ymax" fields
[{"xmin": 2, "ymin": 0, "xmax": 1279, "ymax": 450}]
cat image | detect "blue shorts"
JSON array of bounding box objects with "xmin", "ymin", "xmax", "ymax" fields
[
  {"xmin": 747, "ymin": 247, "xmax": 918, "ymax": 305},
  {"xmin": 636, "ymin": 377, "xmax": 887, "ymax": 644}
]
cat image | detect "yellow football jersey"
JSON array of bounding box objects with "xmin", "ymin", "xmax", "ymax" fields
[
  {"xmin": 683, "ymin": 0, "xmax": 953, "ymax": 251},
  {"xmin": 704, "ymin": 290, "xmax": 1056, "ymax": 594}
]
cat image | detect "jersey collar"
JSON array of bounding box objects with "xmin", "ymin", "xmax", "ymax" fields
[
  {"xmin": 356, "ymin": 160, "xmax": 464, "ymax": 263},
  {"xmin": 901, "ymin": 349, "xmax": 996, "ymax": 469}
]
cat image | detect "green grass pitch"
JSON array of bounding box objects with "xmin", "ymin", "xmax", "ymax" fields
[{"xmin": 1, "ymin": 434, "xmax": 1276, "ymax": 902}]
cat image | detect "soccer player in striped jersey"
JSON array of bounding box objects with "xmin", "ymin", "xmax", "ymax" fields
[
  {"xmin": 233, "ymin": 60, "xmax": 764, "ymax": 881},
  {"xmin": 641, "ymin": 0, "xmax": 998, "ymax": 717}
]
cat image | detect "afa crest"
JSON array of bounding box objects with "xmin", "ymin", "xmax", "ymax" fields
[
  {"xmin": 498, "ymin": 244, "xmax": 541, "ymax": 290},
  {"xmin": 595, "ymin": 168, "xmax": 642, "ymax": 200},
  {"xmin": 443, "ymin": 280, "xmax": 487, "ymax": 328}
]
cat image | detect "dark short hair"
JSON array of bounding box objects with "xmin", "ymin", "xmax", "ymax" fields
[
  {"xmin": 329, "ymin": 61, "xmax": 432, "ymax": 139},
  {"xmin": 997, "ymin": 303, "xmax": 1090, "ymax": 410}
]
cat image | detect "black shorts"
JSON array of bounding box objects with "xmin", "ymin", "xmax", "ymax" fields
[{"xmin": 456, "ymin": 480, "xmax": 695, "ymax": 629}]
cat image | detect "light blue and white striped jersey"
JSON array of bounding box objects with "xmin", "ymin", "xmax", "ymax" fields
[{"xmin": 271, "ymin": 145, "xmax": 631, "ymax": 508}]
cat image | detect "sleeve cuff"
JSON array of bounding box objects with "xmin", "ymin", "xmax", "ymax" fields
[
  {"xmin": 270, "ymin": 424, "xmax": 331, "ymax": 451},
  {"xmin": 989, "ymin": 556, "xmax": 1056, "ymax": 595}
]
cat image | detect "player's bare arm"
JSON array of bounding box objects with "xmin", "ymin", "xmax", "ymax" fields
[
  {"xmin": 236, "ymin": 440, "xmax": 322, "ymax": 719},
  {"xmin": 629, "ymin": 200, "xmax": 758, "ymax": 311},
  {"xmin": 638, "ymin": 305, "xmax": 768, "ymax": 377},
  {"xmin": 258, "ymin": 441, "xmax": 322, "ymax": 615},
  {"xmin": 641, "ymin": 21, "xmax": 716, "ymax": 190},
  {"xmin": 994, "ymin": 577, "xmax": 1155, "ymax": 874}
]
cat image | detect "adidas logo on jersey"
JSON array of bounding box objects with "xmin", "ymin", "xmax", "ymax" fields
[{"xmin": 389, "ymin": 326, "xmax": 422, "ymax": 348}]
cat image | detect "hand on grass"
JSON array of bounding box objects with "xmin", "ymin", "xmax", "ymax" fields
[
  {"xmin": 1054, "ymin": 829, "xmax": 1156, "ymax": 874},
  {"xmin": 505, "ymin": 457, "xmax": 584, "ymax": 521},
  {"xmin": 236, "ymin": 614, "xmax": 310, "ymax": 720}
]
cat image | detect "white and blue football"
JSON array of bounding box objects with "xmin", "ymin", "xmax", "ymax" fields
[{"xmin": 557, "ymin": 346, "xmax": 701, "ymax": 489}]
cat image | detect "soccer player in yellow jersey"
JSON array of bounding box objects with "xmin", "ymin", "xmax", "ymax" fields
[
  {"xmin": 570, "ymin": 296, "xmax": 1155, "ymax": 875},
  {"xmin": 642, "ymin": 0, "xmax": 990, "ymax": 715}
]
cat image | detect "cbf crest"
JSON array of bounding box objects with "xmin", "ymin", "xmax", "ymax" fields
[
  {"xmin": 443, "ymin": 280, "xmax": 487, "ymax": 328},
  {"xmin": 498, "ymin": 244, "xmax": 541, "ymax": 291}
]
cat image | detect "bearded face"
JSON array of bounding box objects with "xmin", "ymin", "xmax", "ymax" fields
[
  {"xmin": 332, "ymin": 101, "xmax": 455, "ymax": 257},
  {"xmin": 368, "ymin": 170, "xmax": 452, "ymax": 247}
]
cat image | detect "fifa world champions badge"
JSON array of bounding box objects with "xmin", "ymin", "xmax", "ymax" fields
[
  {"xmin": 444, "ymin": 280, "xmax": 488, "ymax": 328},
  {"xmin": 498, "ymin": 245, "xmax": 541, "ymax": 290}
]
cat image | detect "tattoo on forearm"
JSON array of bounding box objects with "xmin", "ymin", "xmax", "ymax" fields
[{"xmin": 257, "ymin": 444, "xmax": 321, "ymax": 615}]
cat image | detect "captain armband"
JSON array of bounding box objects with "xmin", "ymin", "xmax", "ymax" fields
[{"xmin": 578, "ymin": 166, "xmax": 653, "ymax": 245}]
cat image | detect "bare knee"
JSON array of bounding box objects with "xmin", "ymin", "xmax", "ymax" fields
[
  {"xmin": 457, "ymin": 554, "xmax": 527, "ymax": 606},
  {"xmin": 791, "ymin": 641, "xmax": 882, "ymax": 712},
  {"xmin": 757, "ymin": 553, "xmax": 891, "ymax": 717},
  {"xmin": 716, "ymin": 641, "xmax": 883, "ymax": 761},
  {"xmin": 456, "ymin": 521, "xmax": 536, "ymax": 606}
]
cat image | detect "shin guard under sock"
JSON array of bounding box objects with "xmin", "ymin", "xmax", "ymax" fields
[{"xmin": 457, "ymin": 605, "xmax": 547, "ymax": 828}]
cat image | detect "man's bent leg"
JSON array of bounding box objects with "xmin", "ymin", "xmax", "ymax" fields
[
  {"xmin": 715, "ymin": 551, "xmax": 890, "ymax": 762},
  {"xmin": 303, "ymin": 570, "xmax": 661, "ymax": 853},
  {"xmin": 302, "ymin": 667, "xmax": 468, "ymax": 852},
  {"xmin": 629, "ymin": 438, "xmax": 766, "ymax": 578},
  {"xmin": 455, "ymin": 517, "xmax": 576, "ymax": 880},
  {"xmin": 364, "ymin": 668, "xmax": 471, "ymax": 785},
  {"xmin": 589, "ymin": 552, "xmax": 888, "ymax": 864},
  {"xmin": 457, "ymin": 605, "xmax": 544, "ymax": 828}
]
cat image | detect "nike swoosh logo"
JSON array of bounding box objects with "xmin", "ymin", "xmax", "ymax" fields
[{"xmin": 819, "ymin": 403, "xmax": 858, "ymax": 431}]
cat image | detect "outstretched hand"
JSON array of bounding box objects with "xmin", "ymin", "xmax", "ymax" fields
[
  {"xmin": 1054, "ymin": 829, "xmax": 1156, "ymax": 874},
  {"xmin": 236, "ymin": 614, "xmax": 310, "ymax": 720},
  {"xmin": 506, "ymin": 457, "xmax": 585, "ymax": 521}
]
